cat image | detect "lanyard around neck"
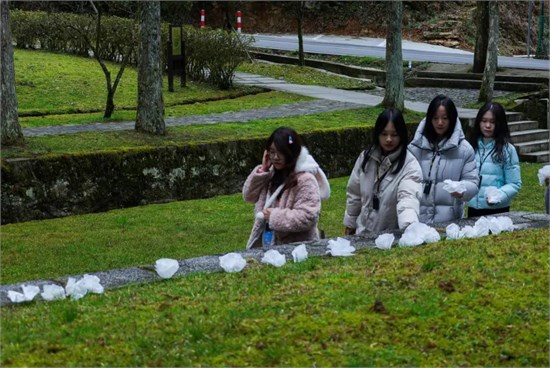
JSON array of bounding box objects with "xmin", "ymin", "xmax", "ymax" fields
[
  {"xmin": 375, "ymin": 160, "xmax": 393, "ymax": 194},
  {"xmin": 478, "ymin": 145, "xmax": 496, "ymax": 172}
]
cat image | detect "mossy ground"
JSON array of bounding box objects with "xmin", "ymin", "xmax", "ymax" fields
[{"xmin": 1, "ymin": 228, "xmax": 548, "ymax": 366}]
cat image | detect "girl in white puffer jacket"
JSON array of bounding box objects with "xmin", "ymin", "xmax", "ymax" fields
[
  {"xmin": 344, "ymin": 108, "xmax": 423, "ymax": 235},
  {"xmin": 408, "ymin": 95, "xmax": 479, "ymax": 224}
]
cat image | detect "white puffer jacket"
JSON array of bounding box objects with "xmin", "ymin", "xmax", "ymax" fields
[
  {"xmin": 408, "ymin": 117, "xmax": 479, "ymax": 224},
  {"xmin": 344, "ymin": 147, "xmax": 422, "ymax": 234}
]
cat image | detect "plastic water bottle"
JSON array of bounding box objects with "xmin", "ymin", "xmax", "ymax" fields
[{"xmin": 262, "ymin": 222, "xmax": 274, "ymax": 247}]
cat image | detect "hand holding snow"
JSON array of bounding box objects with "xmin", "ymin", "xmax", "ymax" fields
[
  {"xmin": 537, "ymin": 165, "xmax": 550, "ymax": 185},
  {"xmin": 399, "ymin": 222, "xmax": 440, "ymax": 247},
  {"xmin": 442, "ymin": 179, "xmax": 467, "ymax": 194},
  {"xmin": 485, "ymin": 186, "xmax": 502, "ymax": 204}
]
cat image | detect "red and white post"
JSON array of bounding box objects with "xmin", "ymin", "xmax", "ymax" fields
[
  {"xmin": 200, "ymin": 9, "xmax": 205, "ymax": 28},
  {"xmin": 236, "ymin": 10, "xmax": 242, "ymax": 33}
]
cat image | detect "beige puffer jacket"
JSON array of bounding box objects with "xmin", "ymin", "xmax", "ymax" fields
[{"xmin": 344, "ymin": 147, "xmax": 422, "ymax": 234}]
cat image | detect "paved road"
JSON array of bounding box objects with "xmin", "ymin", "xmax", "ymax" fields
[{"xmin": 248, "ymin": 34, "xmax": 550, "ymax": 71}]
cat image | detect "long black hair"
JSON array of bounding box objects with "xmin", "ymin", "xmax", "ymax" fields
[
  {"xmin": 361, "ymin": 108, "xmax": 408, "ymax": 174},
  {"xmin": 265, "ymin": 127, "xmax": 303, "ymax": 193},
  {"xmin": 423, "ymin": 94, "xmax": 458, "ymax": 144},
  {"xmin": 469, "ymin": 102, "xmax": 511, "ymax": 163}
]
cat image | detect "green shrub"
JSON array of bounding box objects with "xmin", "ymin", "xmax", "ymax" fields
[
  {"xmin": 11, "ymin": 10, "xmax": 137, "ymax": 60},
  {"xmin": 11, "ymin": 10, "xmax": 251, "ymax": 89},
  {"xmin": 183, "ymin": 26, "xmax": 252, "ymax": 89}
]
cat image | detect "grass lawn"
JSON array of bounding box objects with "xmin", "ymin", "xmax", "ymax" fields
[
  {"xmin": 237, "ymin": 61, "xmax": 375, "ymax": 89},
  {"xmin": 14, "ymin": 49, "xmax": 272, "ymax": 117},
  {"xmin": 13, "ymin": 49, "xmax": 377, "ymax": 129},
  {"xmin": 1, "ymin": 226, "xmax": 548, "ymax": 366},
  {"xmin": 2, "ymin": 48, "xmax": 548, "ymax": 367},
  {"xmin": 1, "ymin": 162, "xmax": 546, "ymax": 285}
]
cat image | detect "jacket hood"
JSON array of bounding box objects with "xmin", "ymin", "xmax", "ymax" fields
[
  {"xmin": 410, "ymin": 117, "xmax": 466, "ymax": 151},
  {"xmin": 294, "ymin": 147, "xmax": 331, "ymax": 199}
]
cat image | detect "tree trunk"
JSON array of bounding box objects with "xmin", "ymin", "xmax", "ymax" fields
[
  {"xmin": 478, "ymin": 0, "xmax": 499, "ymax": 103},
  {"xmin": 1, "ymin": 0, "xmax": 23, "ymax": 145},
  {"xmin": 382, "ymin": 0, "xmax": 404, "ymax": 111},
  {"xmin": 297, "ymin": 2, "xmax": 305, "ymax": 67},
  {"xmin": 473, "ymin": 1, "xmax": 489, "ymax": 73},
  {"xmin": 104, "ymin": 90, "xmax": 115, "ymax": 118},
  {"xmin": 136, "ymin": 1, "xmax": 165, "ymax": 135}
]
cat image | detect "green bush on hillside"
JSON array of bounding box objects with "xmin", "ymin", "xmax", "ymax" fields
[
  {"xmin": 10, "ymin": 10, "xmax": 251, "ymax": 89},
  {"xmin": 11, "ymin": 10, "xmax": 137, "ymax": 61},
  {"xmin": 184, "ymin": 26, "xmax": 252, "ymax": 89}
]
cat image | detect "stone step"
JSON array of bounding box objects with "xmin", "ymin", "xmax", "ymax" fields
[
  {"xmin": 406, "ymin": 78, "xmax": 545, "ymax": 92},
  {"xmin": 505, "ymin": 112, "xmax": 526, "ymax": 123},
  {"xmin": 515, "ymin": 139, "xmax": 550, "ymax": 154},
  {"xmin": 508, "ymin": 120, "xmax": 540, "ymax": 132},
  {"xmin": 461, "ymin": 112, "xmax": 525, "ymax": 128},
  {"xmin": 416, "ymin": 71, "xmax": 549, "ymax": 84},
  {"xmin": 510, "ymin": 129, "xmax": 550, "ymax": 144},
  {"xmin": 519, "ymin": 150, "xmax": 550, "ymax": 163}
]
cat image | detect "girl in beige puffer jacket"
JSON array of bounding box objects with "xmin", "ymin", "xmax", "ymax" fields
[{"xmin": 344, "ymin": 108, "xmax": 422, "ymax": 235}]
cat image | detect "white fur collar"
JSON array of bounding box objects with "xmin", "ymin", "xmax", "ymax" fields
[{"xmin": 295, "ymin": 147, "xmax": 331, "ymax": 199}]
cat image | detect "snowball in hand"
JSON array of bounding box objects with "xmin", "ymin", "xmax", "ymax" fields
[
  {"xmin": 485, "ymin": 186, "xmax": 502, "ymax": 204},
  {"xmin": 442, "ymin": 179, "xmax": 467, "ymax": 194}
]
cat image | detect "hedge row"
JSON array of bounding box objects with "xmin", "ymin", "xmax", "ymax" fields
[{"xmin": 10, "ymin": 10, "xmax": 251, "ymax": 89}]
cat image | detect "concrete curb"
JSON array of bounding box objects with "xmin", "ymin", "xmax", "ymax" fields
[
  {"xmin": 250, "ymin": 51, "xmax": 549, "ymax": 92},
  {"xmin": 1, "ymin": 211, "xmax": 548, "ymax": 307}
]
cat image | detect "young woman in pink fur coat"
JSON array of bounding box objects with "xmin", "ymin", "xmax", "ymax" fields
[{"xmin": 243, "ymin": 127, "xmax": 330, "ymax": 249}]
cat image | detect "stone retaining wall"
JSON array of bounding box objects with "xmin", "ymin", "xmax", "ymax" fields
[{"xmin": 3, "ymin": 126, "xmax": 408, "ymax": 224}]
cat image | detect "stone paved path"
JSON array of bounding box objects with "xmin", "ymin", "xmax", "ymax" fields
[
  {"xmin": 23, "ymin": 72, "xmax": 480, "ymax": 137},
  {"xmin": 23, "ymin": 99, "xmax": 363, "ymax": 137}
]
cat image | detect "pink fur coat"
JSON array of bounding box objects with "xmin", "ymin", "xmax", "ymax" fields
[{"xmin": 243, "ymin": 147, "xmax": 330, "ymax": 249}]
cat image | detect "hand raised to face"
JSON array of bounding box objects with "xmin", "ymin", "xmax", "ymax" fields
[{"xmin": 261, "ymin": 150, "xmax": 272, "ymax": 172}]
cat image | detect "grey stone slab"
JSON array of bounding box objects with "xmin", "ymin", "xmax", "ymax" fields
[{"xmin": 2, "ymin": 211, "xmax": 547, "ymax": 307}]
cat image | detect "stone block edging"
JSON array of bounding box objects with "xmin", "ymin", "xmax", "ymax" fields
[{"xmin": 1, "ymin": 211, "xmax": 547, "ymax": 307}]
